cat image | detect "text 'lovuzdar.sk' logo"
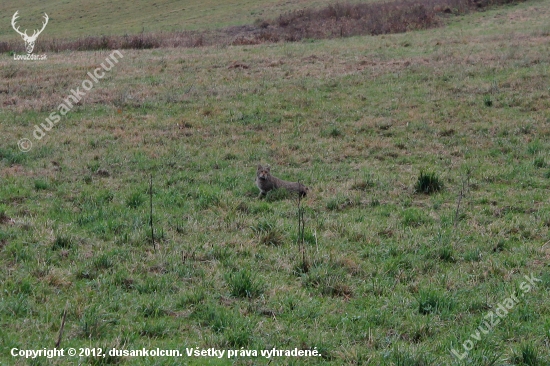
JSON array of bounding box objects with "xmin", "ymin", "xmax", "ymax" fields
[{"xmin": 11, "ymin": 10, "xmax": 48, "ymax": 61}]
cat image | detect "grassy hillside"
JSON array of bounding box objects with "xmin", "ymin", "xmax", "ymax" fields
[
  {"xmin": 0, "ymin": 0, "xmax": 362, "ymax": 41},
  {"xmin": 1, "ymin": 0, "xmax": 550, "ymax": 365}
]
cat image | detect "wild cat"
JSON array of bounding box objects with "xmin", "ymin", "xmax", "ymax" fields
[{"xmin": 256, "ymin": 165, "xmax": 308, "ymax": 198}]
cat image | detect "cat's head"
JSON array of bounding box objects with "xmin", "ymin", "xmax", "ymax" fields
[{"xmin": 257, "ymin": 165, "xmax": 271, "ymax": 180}]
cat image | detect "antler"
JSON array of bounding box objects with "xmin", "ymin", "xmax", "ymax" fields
[
  {"xmin": 11, "ymin": 11, "xmax": 28, "ymax": 38},
  {"xmin": 11, "ymin": 11, "xmax": 49, "ymax": 40},
  {"xmin": 30, "ymin": 13, "xmax": 49, "ymax": 39}
]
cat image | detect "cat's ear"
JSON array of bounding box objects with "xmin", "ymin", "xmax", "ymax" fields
[
  {"xmin": 257, "ymin": 164, "xmax": 263, "ymax": 170},
  {"xmin": 266, "ymin": 165, "xmax": 271, "ymax": 172}
]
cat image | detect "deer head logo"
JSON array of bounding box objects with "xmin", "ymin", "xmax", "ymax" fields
[{"xmin": 11, "ymin": 11, "xmax": 49, "ymax": 54}]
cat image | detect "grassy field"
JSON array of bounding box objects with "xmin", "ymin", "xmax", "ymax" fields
[
  {"xmin": 0, "ymin": 0, "xmax": 368, "ymax": 41},
  {"xmin": 2, "ymin": 0, "xmax": 550, "ymax": 364}
]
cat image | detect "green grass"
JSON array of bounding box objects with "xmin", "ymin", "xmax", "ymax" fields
[
  {"xmin": 0, "ymin": 0, "xmax": 372, "ymax": 40},
  {"xmin": 1, "ymin": 0, "xmax": 550, "ymax": 364}
]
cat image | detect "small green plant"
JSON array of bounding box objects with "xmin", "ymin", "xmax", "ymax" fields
[
  {"xmin": 302, "ymin": 265, "xmax": 352, "ymax": 297},
  {"xmin": 52, "ymin": 235, "xmax": 73, "ymax": 250},
  {"xmin": 527, "ymin": 141, "xmax": 543, "ymax": 155},
  {"xmin": 437, "ymin": 246, "xmax": 456, "ymax": 262},
  {"xmin": 0, "ymin": 147, "xmax": 27, "ymax": 165},
  {"xmin": 321, "ymin": 124, "xmax": 343, "ymax": 138},
  {"xmin": 225, "ymin": 269, "xmax": 263, "ymax": 298},
  {"xmin": 191, "ymin": 302, "xmax": 234, "ymax": 332},
  {"xmin": 139, "ymin": 321, "xmax": 170, "ymax": 338},
  {"xmin": 259, "ymin": 229, "xmax": 284, "ymax": 246},
  {"xmin": 224, "ymin": 322, "xmax": 252, "ymax": 348},
  {"xmin": 78, "ymin": 306, "xmax": 114, "ymax": 339},
  {"xmin": 401, "ymin": 208, "xmax": 429, "ymax": 227},
  {"xmin": 392, "ymin": 348, "xmax": 431, "ymax": 366},
  {"xmin": 139, "ymin": 301, "xmax": 166, "ymax": 318},
  {"xmin": 34, "ymin": 179, "xmax": 49, "ymax": 190},
  {"xmin": 414, "ymin": 171, "xmax": 443, "ymax": 194},
  {"xmin": 513, "ymin": 343, "xmax": 541, "ymax": 366},
  {"xmin": 92, "ymin": 253, "xmax": 113, "ymax": 270},
  {"xmin": 415, "ymin": 289, "xmax": 454, "ymax": 315},
  {"xmin": 250, "ymin": 219, "xmax": 284, "ymax": 245},
  {"xmin": 177, "ymin": 289, "xmax": 205, "ymax": 307},
  {"xmin": 351, "ymin": 174, "xmax": 376, "ymax": 191},
  {"xmin": 534, "ymin": 156, "xmax": 546, "ymax": 168},
  {"xmin": 126, "ymin": 192, "xmax": 145, "ymax": 208},
  {"xmin": 483, "ymin": 95, "xmax": 493, "ymax": 107}
]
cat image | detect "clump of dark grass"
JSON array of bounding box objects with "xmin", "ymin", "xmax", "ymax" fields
[
  {"xmin": 437, "ymin": 246, "xmax": 456, "ymax": 262},
  {"xmin": 191, "ymin": 302, "xmax": 234, "ymax": 332},
  {"xmin": 0, "ymin": 147, "xmax": 27, "ymax": 165},
  {"xmin": 139, "ymin": 321, "xmax": 171, "ymax": 338},
  {"xmin": 139, "ymin": 301, "xmax": 166, "ymax": 318},
  {"xmin": 401, "ymin": 208, "xmax": 430, "ymax": 227},
  {"xmin": 415, "ymin": 289, "xmax": 455, "ymax": 315},
  {"xmin": 322, "ymin": 126, "xmax": 343, "ymax": 138},
  {"xmin": 224, "ymin": 326, "xmax": 252, "ymax": 348},
  {"xmin": 512, "ymin": 343, "xmax": 543, "ymax": 366},
  {"xmin": 302, "ymin": 266, "xmax": 353, "ymax": 297},
  {"xmin": 126, "ymin": 192, "xmax": 145, "ymax": 208},
  {"xmin": 34, "ymin": 179, "xmax": 49, "ymax": 191},
  {"xmin": 177, "ymin": 289, "xmax": 205, "ymax": 307},
  {"xmin": 250, "ymin": 219, "xmax": 284, "ymax": 246},
  {"xmin": 351, "ymin": 176, "xmax": 376, "ymax": 191},
  {"xmin": 225, "ymin": 269, "xmax": 264, "ymax": 298},
  {"xmin": 534, "ymin": 156, "xmax": 546, "ymax": 168},
  {"xmin": 78, "ymin": 306, "xmax": 115, "ymax": 339},
  {"xmin": 52, "ymin": 235, "xmax": 73, "ymax": 250},
  {"xmin": 414, "ymin": 171, "xmax": 443, "ymax": 194}
]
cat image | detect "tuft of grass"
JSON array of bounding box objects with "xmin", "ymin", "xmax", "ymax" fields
[
  {"xmin": 225, "ymin": 269, "xmax": 264, "ymax": 298},
  {"xmin": 415, "ymin": 289, "xmax": 455, "ymax": 315},
  {"xmin": 191, "ymin": 303, "xmax": 234, "ymax": 333},
  {"xmin": 533, "ymin": 156, "xmax": 546, "ymax": 168},
  {"xmin": 139, "ymin": 301, "xmax": 166, "ymax": 318},
  {"xmin": 92, "ymin": 253, "xmax": 114, "ymax": 270},
  {"xmin": 414, "ymin": 171, "xmax": 443, "ymax": 194},
  {"xmin": 52, "ymin": 235, "xmax": 73, "ymax": 250},
  {"xmin": 250, "ymin": 219, "xmax": 284, "ymax": 245},
  {"xmin": 224, "ymin": 322, "xmax": 253, "ymax": 348},
  {"xmin": 322, "ymin": 126, "xmax": 343, "ymax": 138},
  {"xmin": 34, "ymin": 180, "xmax": 49, "ymax": 191},
  {"xmin": 177, "ymin": 289, "xmax": 205, "ymax": 307},
  {"xmin": 259, "ymin": 229, "xmax": 285, "ymax": 246},
  {"xmin": 78, "ymin": 306, "xmax": 115, "ymax": 339},
  {"xmin": 302, "ymin": 266, "xmax": 353, "ymax": 297},
  {"xmin": 139, "ymin": 321, "xmax": 170, "ymax": 338},
  {"xmin": 401, "ymin": 208, "xmax": 430, "ymax": 227},
  {"xmin": 392, "ymin": 348, "xmax": 431, "ymax": 366},
  {"xmin": 437, "ymin": 246, "xmax": 456, "ymax": 262},
  {"xmin": 125, "ymin": 192, "xmax": 145, "ymax": 208},
  {"xmin": 0, "ymin": 147, "xmax": 27, "ymax": 165},
  {"xmin": 513, "ymin": 343, "xmax": 542, "ymax": 366}
]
